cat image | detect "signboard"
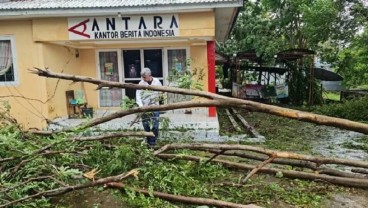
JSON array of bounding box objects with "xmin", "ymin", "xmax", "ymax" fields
[
  {"xmin": 244, "ymin": 84, "xmax": 263, "ymax": 98},
  {"xmin": 68, "ymin": 14, "xmax": 179, "ymax": 40},
  {"xmin": 275, "ymin": 83, "xmax": 289, "ymax": 98}
]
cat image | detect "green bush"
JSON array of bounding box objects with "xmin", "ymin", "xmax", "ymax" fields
[{"xmin": 312, "ymin": 96, "xmax": 368, "ymax": 122}]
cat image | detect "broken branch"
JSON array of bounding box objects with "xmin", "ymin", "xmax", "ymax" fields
[
  {"xmin": 0, "ymin": 169, "xmax": 138, "ymax": 208},
  {"xmin": 157, "ymin": 154, "xmax": 368, "ymax": 189},
  {"xmin": 207, "ymin": 150, "xmax": 365, "ymax": 179},
  {"xmin": 106, "ymin": 182, "xmax": 262, "ymax": 208},
  {"xmin": 154, "ymin": 143, "xmax": 368, "ymax": 169},
  {"xmin": 203, "ymin": 149, "xmax": 226, "ymax": 165},
  {"xmin": 241, "ymin": 155, "xmax": 276, "ymax": 183},
  {"xmin": 72, "ymin": 131, "xmax": 154, "ymax": 142}
]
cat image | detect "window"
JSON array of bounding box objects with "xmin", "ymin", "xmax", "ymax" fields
[
  {"xmin": 0, "ymin": 36, "xmax": 18, "ymax": 85},
  {"xmin": 167, "ymin": 49, "xmax": 187, "ymax": 76},
  {"xmin": 98, "ymin": 51, "xmax": 122, "ymax": 107},
  {"xmin": 167, "ymin": 49, "xmax": 188, "ymax": 103},
  {"xmin": 144, "ymin": 49, "xmax": 163, "ymax": 78},
  {"xmin": 123, "ymin": 50, "xmax": 141, "ymax": 79},
  {"xmin": 122, "ymin": 49, "xmax": 163, "ymax": 99}
]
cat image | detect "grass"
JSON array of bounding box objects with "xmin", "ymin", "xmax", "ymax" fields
[
  {"xmin": 217, "ymin": 107, "xmax": 245, "ymax": 136},
  {"xmin": 218, "ymin": 107, "xmax": 328, "ymax": 153},
  {"xmin": 352, "ymin": 85, "xmax": 368, "ymax": 90},
  {"xmin": 322, "ymin": 91, "xmax": 340, "ymax": 101}
]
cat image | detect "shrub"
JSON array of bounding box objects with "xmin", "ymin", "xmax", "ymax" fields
[{"xmin": 312, "ymin": 96, "xmax": 368, "ymax": 122}]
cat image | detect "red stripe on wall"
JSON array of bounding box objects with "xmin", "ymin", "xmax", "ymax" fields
[{"xmin": 207, "ymin": 41, "xmax": 216, "ymax": 117}]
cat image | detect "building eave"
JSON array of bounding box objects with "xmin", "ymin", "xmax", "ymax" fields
[
  {"xmin": 0, "ymin": 2, "xmax": 243, "ymax": 19},
  {"xmin": 225, "ymin": 6, "xmax": 241, "ymax": 40}
]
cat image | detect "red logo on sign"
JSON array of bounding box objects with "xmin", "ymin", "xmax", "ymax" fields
[{"xmin": 68, "ymin": 19, "xmax": 91, "ymax": 38}]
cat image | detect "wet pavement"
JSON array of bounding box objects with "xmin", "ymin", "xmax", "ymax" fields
[
  {"xmin": 311, "ymin": 126, "xmax": 367, "ymax": 171},
  {"xmin": 49, "ymin": 108, "xmax": 263, "ymax": 143}
]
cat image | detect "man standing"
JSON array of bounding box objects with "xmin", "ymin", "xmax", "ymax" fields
[{"xmin": 136, "ymin": 68, "xmax": 162, "ymax": 147}]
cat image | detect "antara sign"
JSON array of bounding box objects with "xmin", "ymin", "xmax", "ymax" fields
[{"xmin": 68, "ymin": 14, "xmax": 179, "ymax": 40}]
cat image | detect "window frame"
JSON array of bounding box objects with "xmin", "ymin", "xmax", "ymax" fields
[
  {"xmin": 96, "ymin": 49, "xmax": 123, "ymax": 108},
  {"xmin": 0, "ymin": 36, "xmax": 19, "ymax": 86},
  {"xmin": 163, "ymin": 47, "xmax": 190, "ymax": 83}
]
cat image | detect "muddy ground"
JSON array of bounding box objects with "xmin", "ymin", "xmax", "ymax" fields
[{"xmin": 53, "ymin": 188, "xmax": 128, "ymax": 208}]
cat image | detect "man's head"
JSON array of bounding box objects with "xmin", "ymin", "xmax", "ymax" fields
[{"xmin": 141, "ymin": 67, "xmax": 153, "ymax": 82}]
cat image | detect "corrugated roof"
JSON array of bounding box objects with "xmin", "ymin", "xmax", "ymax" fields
[{"xmin": 0, "ymin": 0, "xmax": 240, "ymax": 10}]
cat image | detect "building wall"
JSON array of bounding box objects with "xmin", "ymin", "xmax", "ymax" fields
[
  {"xmin": 32, "ymin": 11, "xmax": 215, "ymax": 42},
  {"xmin": 0, "ymin": 20, "xmax": 48, "ymax": 129},
  {"xmin": 79, "ymin": 49, "xmax": 98, "ymax": 110},
  {"xmin": 32, "ymin": 11, "xmax": 215, "ymax": 110},
  {"xmin": 179, "ymin": 12, "xmax": 215, "ymax": 37},
  {"xmin": 190, "ymin": 45, "xmax": 209, "ymax": 92},
  {"xmin": 42, "ymin": 44, "xmax": 82, "ymax": 119},
  {"xmin": 0, "ymin": 11, "xmax": 215, "ymax": 128}
]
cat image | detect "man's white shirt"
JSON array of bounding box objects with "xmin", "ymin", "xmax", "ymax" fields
[{"xmin": 136, "ymin": 77, "xmax": 162, "ymax": 107}]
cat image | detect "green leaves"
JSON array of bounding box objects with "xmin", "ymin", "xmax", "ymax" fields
[
  {"xmin": 313, "ymin": 96, "xmax": 368, "ymax": 122},
  {"xmin": 222, "ymin": 0, "xmax": 364, "ymax": 68},
  {"xmin": 334, "ymin": 29, "xmax": 368, "ymax": 87},
  {"xmin": 167, "ymin": 61, "xmax": 204, "ymax": 91},
  {"xmin": 52, "ymin": 166, "xmax": 82, "ymax": 181},
  {"xmin": 120, "ymin": 96, "xmax": 137, "ymax": 110}
]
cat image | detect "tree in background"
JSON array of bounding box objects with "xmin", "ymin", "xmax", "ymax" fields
[
  {"xmin": 335, "ymin": 29, "xmax": 368, "ymax": 88},
  {"xmin": 218, "ymin": 0, "xmax": 366, "ymax": 103}
]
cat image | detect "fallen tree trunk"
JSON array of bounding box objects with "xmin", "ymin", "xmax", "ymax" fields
[
  {"xmin": 0, "ymin": 169, "xmax": 138, "ymax": 208},
  {"xmin": 28, "ymin": 100, "xmax": 223, "ymax": 135},
  {"xmin": 30, "ymin": 68, "xmax": 368, "ymax": 134},
  {"xmin": 71, "ymin": 131, "xmax": 154, "ymax": 142},
  {"xmin": 352, "ymin": 169, "xmax": 368, "ymax": 176},
  {"xmin": 231, "ymin": 108, "xmax": 263, "ymax": 138},
  {"xmin": 226, "ymin": 108, "xmax": 242, "ymax": 132},
  {"xmin": 154, "ymin": 143, "xmax": 368, "ymax": 169},
  {"xmin": 207, "ymin": 149, "xmax": 322, "ymax": 169},
  {"xmin": 207, "ymin": 150, "xmax": 366, "ymax": 179},
  {"xmin": 106, "ymin": 182, "xmax": 262, "ymax": 208},
  {"xmin": 157, "ymin": 154, "xmax": 368, "ymax": 189}
]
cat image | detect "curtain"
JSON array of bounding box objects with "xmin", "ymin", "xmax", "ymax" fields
[{"xmin": 0, "ymin": 40, "xmax": 13, "ymax": 81}]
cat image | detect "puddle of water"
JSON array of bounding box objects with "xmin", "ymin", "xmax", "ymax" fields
[
  {"xmin": 311, "ymin": 126, "xmax": 367, "ymax": 171},
  {"xmin": 322, "ymin": 192, "xmax": 368, "ymax": 208}
]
